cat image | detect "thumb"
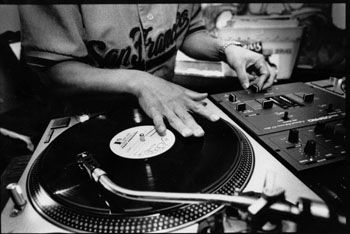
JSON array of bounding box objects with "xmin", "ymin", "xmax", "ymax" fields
[{"xmin": 235, "ymin": 65, "xmax": 250, "ymax": 89}]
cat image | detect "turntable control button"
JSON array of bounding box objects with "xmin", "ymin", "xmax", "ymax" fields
[
  {"xmin": 236, "ymin": 102, "xmax": 246, "ymax": 112},
  {"xmin": 304, "ymin": 140, "xmax": 316, "ymax": 156},
  {"xmin": 262, "ymin": 99, "xmax": 273, "ymax": 109},
  {"xmin": 6, "ymin": 183, "xmax": 27, "ymax": 213},
  {"xmin": 228, "ymin": 93, "xmax": 237, "ymax": 102},
  {"xmin": 288, "ymin": 129, "xmax": 299, "ymax": 143}
]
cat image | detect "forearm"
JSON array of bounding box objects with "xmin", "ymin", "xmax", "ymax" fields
[
  {"xmin": 42, "ymin": 61, "xmax": 148, "ymax": 97},
  {"xmin": 181, "ymin": 31, "xmax": 276, "ymax": 91},
  {"xmin": 180, "ymin": 31, "xmax": 224, "ymax": 62}
]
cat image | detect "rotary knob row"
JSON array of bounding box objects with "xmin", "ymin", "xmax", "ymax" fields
[
  {"xmin": 228, "ymin": 94, "xmax": 274, "ymax": 111},
  {"xmin": 314, "ymin": 121, "xmax": 345, "ymax": 145},
  {"xmin": 287, "ymin": 129, "xmax": 316, "ymax": 157}
]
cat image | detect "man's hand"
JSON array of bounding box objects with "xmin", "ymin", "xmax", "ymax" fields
[
  {"xmin": 46, "ymin": 61, "xmax": 219, "ymax": 138},
  {"xmin": 134, "ymin": 74, "xmax": 220, "ymax": 137},
  {"xmin": 224, "ymin": 45, "xmax": 277, "ymax": 91}
]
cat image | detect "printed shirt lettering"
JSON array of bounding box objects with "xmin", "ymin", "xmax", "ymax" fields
[
  {"xmin": 85, "ymin": 9, "xmax": 190, "ymax": 70},
  {"xmin": 21, "ymin": 4, "xmax": 206, "ymax": 79}
]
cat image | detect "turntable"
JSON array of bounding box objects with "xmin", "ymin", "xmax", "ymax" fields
[{"xmin": 1, "ymin": 99, "xmax": 344, "ymax": 233}]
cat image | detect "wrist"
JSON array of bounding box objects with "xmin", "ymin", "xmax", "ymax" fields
[
  {"xmin": 218, "ymin": 40, "xmax": 243, "ymax": 62},
  {"xmin": 125, "ymin": 70, "xmax": 159, "ymax": 97},
  {"xmin": 124, "ymin": 70, "xmax": 146, "ymax": 96}
]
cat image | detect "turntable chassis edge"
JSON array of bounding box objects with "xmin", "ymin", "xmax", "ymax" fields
[{"xmin": 1, "ymin": 99, "xmax": 321, "ymax": 233}]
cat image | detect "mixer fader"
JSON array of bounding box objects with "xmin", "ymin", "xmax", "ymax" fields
[{"xmin": 211, "ymin": 82, "xmax": 346, "ymax": 171}]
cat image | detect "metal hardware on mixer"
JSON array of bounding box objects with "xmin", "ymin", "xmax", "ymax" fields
[{"xmin": 6, "ymin": 183, "xmax": 27, "ymax": 217}]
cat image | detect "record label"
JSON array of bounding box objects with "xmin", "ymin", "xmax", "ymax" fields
[{"xmin": 109, "ymin": 125, "xmax": 176, "ymax": 159}]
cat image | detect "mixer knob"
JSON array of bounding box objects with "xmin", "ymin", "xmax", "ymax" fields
[
  {"xmin": 333, "ymin": 125, "xmax": 346, "ymax": 145},
  {"xmin": 236, "ymin": 102, "xmax": 246, "ymax": 112},
  {"xmin": 314, "ymin": 121, "xmax": 325, "ymax": 134},
  {"xmin": 251, "ymin": 84, "xmax": 260, "ymax": 93},
  {"xmin": 228, "ymin": 94, "xmax": 236, "ymax": 102},
  {"xmin": 262, "ymin": 99, "xmax": 273, "ymax": 109},
  {"xmin": 288, "ymin": 129, "xmax": 299, "ymax": 143},
  {"xmin": 326, "ymin": 104, "xmax": 334, "ymax": 112},
  {"xmin": 304, "ymin": 140, "xmax": 316, "ymax": 156},
  {"xmin": 324, "ymin": 124, "xmax": 335, "ymax": 138},
  {"xmin": 282, "ymin": 111, "xmax": 289, "ymax": 120},
  {"xmin": 303, "ymin": 93, "xmax": 314, "ymax": 103}
]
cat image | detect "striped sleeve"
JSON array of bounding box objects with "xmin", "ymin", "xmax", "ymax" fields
[
  {"xmin": 186, "ymin": 4, "xmax": 207, "ymax": 36},
  {"xmin": 19, "ymin": 5, "xmax": 88, "ymax": 69}
]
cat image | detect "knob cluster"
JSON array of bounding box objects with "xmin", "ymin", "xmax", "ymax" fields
[
  {"xmin": 227, "ymin": 93, "xmax": 247, "ymax": 112},
  {"xmin": 287, "ymin": 129, "xmax": 317, "ymax": 157},
  {"xmin": 314, "ymin": 121, "xmax": 345, "ymax": 145}
]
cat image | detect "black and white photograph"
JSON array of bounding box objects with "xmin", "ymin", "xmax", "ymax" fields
[{"xmin": 0, "ymin": 1, "xmax": 347, "ymax": 233}]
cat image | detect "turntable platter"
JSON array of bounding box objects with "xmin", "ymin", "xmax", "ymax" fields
[{"xmin": 27, "ymin": 107, "xmax": 254, "ymax": 232}]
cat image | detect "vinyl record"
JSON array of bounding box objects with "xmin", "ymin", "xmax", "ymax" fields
[{"xmin": 27, "ymin": 105, "xmax": 255, "ymax": 232}]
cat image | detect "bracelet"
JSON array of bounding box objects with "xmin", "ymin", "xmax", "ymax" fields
[{"xmin": 218, "ymin": 40, "xmax": 243, "ymax": 60}]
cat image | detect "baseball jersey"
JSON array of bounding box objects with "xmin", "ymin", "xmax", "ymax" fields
[{"xmin": 19, "ymin": 4, "xmax": 207, "ymax": 81}]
